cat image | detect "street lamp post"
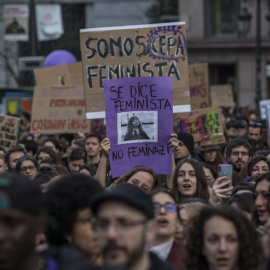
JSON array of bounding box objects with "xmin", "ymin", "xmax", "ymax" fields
[{"xmin": 238, "ymin": 0, "xmax": 262, "ymax": 115}]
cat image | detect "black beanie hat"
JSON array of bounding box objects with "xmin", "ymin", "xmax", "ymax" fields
[
  {"xmin": 91, "ymin": 183, "xmax": 154, "ymax": 219},
  {"xmin": 177, "ymin": 132, "xmax": 194, "ymax": 154}
]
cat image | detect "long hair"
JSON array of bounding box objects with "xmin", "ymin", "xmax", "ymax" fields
[
  {"xmin": 185, "ymin": 205, "xmax": 263, "ymax": 270},
  {"xmin": 109, "ymin": 166, "xmax": 161, "ymax": 192},
  {"xmin": 172, "ymin": 159, "xmax": 209, "ymax": 203},
  {"xmin": 253, "ymin": 172, "xmax": 270, "ymax": 226},
  {"xmin": 127, "ymin": 116, "xmax": 143, "ymax": 132}
]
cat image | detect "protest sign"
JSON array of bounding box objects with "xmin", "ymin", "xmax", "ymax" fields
[
  {"xmin": 174, "ymin": 107, "xmax": 225, "ymax": 144},
  {"xmin": 259, "ymin": 99, "xmax": 270, "ymax": 119},
  {"xmin": 80, "ymin": 22, "xmax": 190, "ymax": 119},
  {"xmin": 30, "ymin": 85, "xmax": 91, "ymax": 134},
  {"xmin": 31, "ymin": 63, "xmax": 91, "ymax": 134},
  {"xmin": 104, "ymin": 76, "xmax": 173, "ymax": 177},
  {"xmin": 4, "ymin": 5, "xmax": 29, "ymax": 41},
  {"xmin": 266, "ymin": 105, "xmax": 270, "ymax": 146},
  {"xmin": 210, "ymin": 84, "xmax": 234, "ymax": 107},
  {"xmin": 189, "ymin": 63, "xmax": 209, "ymax": 109},
  {"xmin": 0, "ymin": 115, "xmax": 20, "ymax": 151}
]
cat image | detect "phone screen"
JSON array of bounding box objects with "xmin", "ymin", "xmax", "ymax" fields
[{"xmin": 218, "ymin": 164, "xmax": 233, "ymax": 195}]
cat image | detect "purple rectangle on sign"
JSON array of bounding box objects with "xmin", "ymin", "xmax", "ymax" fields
[{"xmin": 104, "ymin": 76, "xmax": 173, "ymax": 178}]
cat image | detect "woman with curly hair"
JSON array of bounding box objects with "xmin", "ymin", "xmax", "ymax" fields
[
  {"xmin": 185, "ymin": 205, "xmax": 263, "ymax": 270},
  {"xmin": 171, "ymin": 159, "xmax": 209, "ymax": 203},
  {"xmin": 240, "ymin": 155, "xmax": 270, "ymax": 180}
]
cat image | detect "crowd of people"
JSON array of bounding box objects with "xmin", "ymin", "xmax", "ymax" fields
[{"xmin": 1, "ymin": 108, "xmax": 270, "ymax": 270}]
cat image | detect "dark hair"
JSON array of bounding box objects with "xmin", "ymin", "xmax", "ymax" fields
[
  {"xmin": 253, "ymin": 172, "xmax": 270, "ymax": 226},
  {"xmin": 249, "ymin": 122, "xmax": 263, "ymax": 133},
  {"xmin": 240, "ymin": 155, "xmax": 270, "ymax": 179},
  {"xmin": 19, "ymin": 139, "xmax": 38, "ymax": 156},
  {"xmin": 72, "ymin": 138, "xmax": 85, "ymax": 148},
  {"xmin": 36, "ymin": 146, "xmax": 60, "ymax": 164},
  {"xmin": 185, "ymin": 205, "xmax": 263, "ymax": 270},
  {"xmin": 256, "ymin": 149, "xmax": 270, "ymax": 157},
  {"xmin": 226, "ymin": 193, "xmax": 254, "ymax": 215},
  {"xmin": 59, "ymin": 134, "xmax": 74, "ymax": 147},
  {"xmin": 44, "ymin": 174, "xmax": 103, "ymax": 246},
  {"xmin": 172, "ymin": 159, "xmax": 209, "ymax": 203},
  {"xmin": 232, "ymin": 181, "xmax": 254, "ymax": 196},
  {"xmin": 15, "ymin": 155, "xmax": 39, "ymax": 172},
  {"xmin": 43, "ymin": 138, "xmax": 60, "ymax": 151},
  {"xmin": 151, "ymin": 187, "xmax": 177, "ymax": 203},
  {"xmin": 225, "ymin": 137, "xmax": 252, "ymax": 161},
  {"xmin": 68, "ymin": 147, "xmax": 86, "ymax": 163},
  {"xmin": 40, "ymin": 157, "xmax": 58, "ymax": 165},
  {"xmin": 201, "ymin": 162, "xmax": 217, "ymax": 179},
  {"xmin": 4, "ymin": 146, "xmax": 26, "ymax": 169},
  {"xmin": 79, "ymin": 164, "xmax": 97, "ymax": 176},
  {"xmin": 35, "ymin": 166, "xmax": 59, "ymax": 186},
  {"xmin": 85, "ymin": 133, "xmax": 102, "ymax": 144},
  {"xmin": 110, "ymin": 166, "xmax": 160, "ymax": 192}
]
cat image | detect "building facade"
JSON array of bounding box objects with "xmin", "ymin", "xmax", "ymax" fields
[{"xmin": 179, "ymin": 0, "xmax": 270, "ymax": 109}]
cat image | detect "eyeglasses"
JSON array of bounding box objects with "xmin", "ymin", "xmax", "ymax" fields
[
  {"xmin": 96, "ymin": 219, "xmax": 146, "ymax": 232},
  {"xmin": 153, "ymin": 203, "xmax": 177, "ymax": 213},
  {"xmin": 77, "ymin": 217, "xmax": 96, "ymax": 227},
  {"xmin": 249, "ymin": 122, "xmax": 262, "ymax": 127},
  {"xmin": 231, "ymin": 151, "xmax": 249, "ymax": 157},
  {"xmin": 20, "ymin": 165, "xmax": 36, "ymax": 172}
]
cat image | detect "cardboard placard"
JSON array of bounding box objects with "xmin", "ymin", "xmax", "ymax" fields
[
  {"xmin": 189, "ymin": 63, "xmax": 209, "ymax": 109},
  {"xmin": 210, "ymin": 84, "xmax": 234, "ymax": 107},
  {"xmin": 32, "ymin": 63, "xmax": 92, "ymax": 134},
  {"xmin": 30, "ymin": 85, "xmax": 91, "ymax": 134},
  {"xmin": 259, "ymin": 100, "xmax": 270, "ymax": 120},
  {"xmin": 173, "ymin": 107, "xmax": 225, "ymax": 144},
  {"xmin": 80, "ymin": 22, "xmax": 191, "ymax": 119},
  {"xmin": 104, "ymin": 77, "xmax": 173, "ymax": 177},
  {"xmin": 0, "ymin": 114, "xmax": 20, "ymax": 150}
]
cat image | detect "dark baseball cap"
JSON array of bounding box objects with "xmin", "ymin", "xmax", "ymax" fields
[
  {"xmin": 91, "ymin": 183, "xmax": 154, "ymax": 219},
  {"xmin": 0, "ymin": 173, "xmax": 43, "ymax": 215}
]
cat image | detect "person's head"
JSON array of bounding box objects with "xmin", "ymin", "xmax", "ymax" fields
[
  {"xmin": 199, "ymin": 145, "xmax": 218, "ymax": 163},
  {"xmin": 248, "ymin": 122, "xmax": 262, "ymax": 145},
  {"xmin": 85, "ymin": 134, "xmax": 102, "ymax": 161},
  {"xmin": 172, "ymin": 159, "xmax": 209, "ymax": 203},
  {"xmin": 59, "ymin": 134, "xmax": 74, "ymax": 148},
  {"xmin": 0, "ymin": 153, "xmax": 7, "ymax": 174},
  {"xmin": 177, "ymin": 200, "xmax": 209, "ymax": 244},
  {"xmin": 79, "ymin": 164, "xmax": 97, "ymax": 177},
  {"xmin": 245, "ymin": 155, "xmax": 270, "ymax": 178},
  {"xmin": 127, "ymin": 116, "xmax": 142, "ymax": 131},
  {"xmin": 111, "ymin": 166, "xmax": 159, "ymax": 194},
  {"xmin": 0, "ymin": 173, "xmax": 45, "ymax": 270},
  {"xmin": 151, "ymin": 188, "xmax": 178, "ymax": 244},
  {"xmin": 45, "ymin": 174, "xmax": 103, "ymax": 261},
  {"xmin": 174, "ymin": 132, "xmax": 194, "ymax": 160},
  {"xmin": 15, "ymin": 155, "xmax": 39, "ymax": 180},
  {"xmin": 4, "ymin": 146, "xmax": 26, "ymax": 171},
  {"xmin": 226, "ymin": 193, "xmax": 254, "ymax": 221},
  {"xmin": 91, "ymin": 183, "xmax": 155, "ymax": 268},
  {"xmin": 71, "ymin": 138, "xmax": 85, "ymax": 148},
  {"xmin": 18, "ymin": 139, "xmax": 38, "ymax": 156},
  {"xmin": 68, "ymin": 147, "xmax": 86, "ymax": 174},
  {"xmin": 256, "ymin": 149, "xmax": 270, "ymax": 159},
  {"xmin": 36, "ymin": 146, "xmax": 59, "ymax": 164},
  {"xmin": 202, "ymin": 162, "xmax": 217, "ymax": 187},
  {"xmin": 185, "ymin": 205, "xmax": 262, "ymax": 270},
  {"xmin": 43, "ymin": 138, "xmax": 60, "ymax": 153},
  {"xmin": 225, "ymin": 138, "xmax": 252, "ymax": 172},
  {"xmin": 233, "ymin": 120, "xmax": 247, "ymax": 136},
  {"xmin": 232, "ymin": 181, "xmax": 254, "ymax": 196},
  {"xmin": 253, "ymin": 172, "xmax": 270, "ymax": 225}
]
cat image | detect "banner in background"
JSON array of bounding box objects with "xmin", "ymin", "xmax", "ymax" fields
[
  {"xmin": 104, "ymin": 76, "xmax": 173, "ymax": 177},
  {"xmin": 0, "ymin": 114, "xmax": 20, "ymax": 151},
  {"xmin": 189, "ymin": 63, "xmax": 209, "ymax": 109},
  {"xmin": 4, "ymin": 5, "xmax": 29, "ymax": 41},
  {"xmin": 80, "ymin": 22, "xmax": 190, "ymax": 119},
  {"xmin": 210, "ymin": 84, "xmax": 234, "ymax": 107},
  {"xmin": 35, "ymin": 4, "xmax": 64, "ymax": 41}
]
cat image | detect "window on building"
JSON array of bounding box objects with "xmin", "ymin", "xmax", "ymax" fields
[{"xmin": 205, "ymin": 0, "xmax": 239, "ymax": 37}]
